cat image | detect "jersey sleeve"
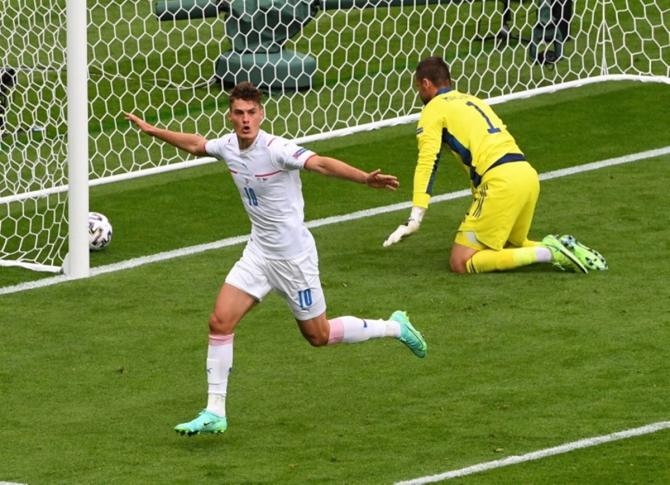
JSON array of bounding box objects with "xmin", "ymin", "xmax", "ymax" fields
[
  {"xmin": 274, "ymin": 138, "xmax": 316, "ymax": 170},
  {"xmin": 204, "ymin": 137, "xmax": 227, "ymax": 160},
  {"xmin": 413, "ymin": 102, "xmax": 443, "ymax": 208}
]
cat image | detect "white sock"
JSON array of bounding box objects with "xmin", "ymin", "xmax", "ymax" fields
[
  {"xmin": 206, "ymin": 333, "xmax": 233, "ymax": 417},
  {"xmin": 536, "ymin": 246, "xmax": 553, "ymax": 263},
  {"xmin": 327, "ymin": 316, "xmax": 401, "ymax": 344}
]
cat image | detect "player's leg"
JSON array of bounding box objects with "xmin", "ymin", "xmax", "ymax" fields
[
  {"xmin": 505, "ymin": 184, "xmax": 584, "ymax": 273},
  {"xmin": 296, "ymin": 313, "xmax": 395, "ymax": 346},
  {"xmin": 174, "ymin": 283, "xmax": 256, "ymax": 436},
  {"xmin": 268, "ymin": 245, "xmax": 427, "ymax": 357},
  {"xmin": 175, "ymin": 247, "xmax": 271, "ymax": 436},
  {"xmin": 450, "ymin": 238, "xmax": 551, "ymax": 273},
  {"xmin": 452, "ymin": 172, "xmax": 522, "ymax": 273},
  {"xmin": 513, "ymin": 228, "xmax": 605, "ymax": 272},
  {"xmin": 468, "ymin": 168, "xmax": 563, "ymax": 272},
  {"xmin": 206, "ymin": 283, "xmax": 257, "ymax": 412},
  {"xmin": 296, "ymin": 311, "xmax": 427, "ymax": 359},
  {"xmin": 459, "ymin": 242, "xmax": 551, "ymax": 273},
  {"xmin": 453, "ymin": 183, "xmax": 542, "ymax": 273},
  {"xmin": 449, "ymin": 242, "xmax": 478, "ymax": 273},
  {"xmin": 455, "ymin": 163, "xmax": 566, "ymax": 273}
]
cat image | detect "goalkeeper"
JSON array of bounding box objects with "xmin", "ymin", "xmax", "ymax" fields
[{"xmin": 383, "ymin": 56, "xmax": 607, "ymax": 274}]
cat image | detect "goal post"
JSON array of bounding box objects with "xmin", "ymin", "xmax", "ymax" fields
[
  {"xmin": 65, "ymin": 0, "xmax": 90, "ymax": 279},
  {"xmin": 0, "ymin": 0, "xmax": 668, "ymax": 274}
]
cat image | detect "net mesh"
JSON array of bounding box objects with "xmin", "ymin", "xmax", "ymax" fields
[{"xmin": 1, "ymin": 0, "xmax": 69, "ymax": 270}]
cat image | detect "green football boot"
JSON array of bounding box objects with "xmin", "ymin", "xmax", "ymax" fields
[
  {"xmin": 174, "ymin": 410, "xmax": 228, "ymax": 436},
  {"xmin": 559, "ymin": 235, "xmax": 608, "ymax": 271},
  {"xmin": 541, "ymin": 234, "xmax": 587, "ymax": 273},
  {"xmin": 391, "ymin": 310, "xmax": 427, "ymax": 358}
]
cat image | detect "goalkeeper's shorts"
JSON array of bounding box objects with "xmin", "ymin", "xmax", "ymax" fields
[{"xmin": 455, "ymin": 161, "xmax": 539, "ymax": 251}]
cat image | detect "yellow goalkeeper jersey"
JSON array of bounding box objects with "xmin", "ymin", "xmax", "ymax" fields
[{"xmin": 413, "ymin": 87, "xmax": 526, "ymax": 208}]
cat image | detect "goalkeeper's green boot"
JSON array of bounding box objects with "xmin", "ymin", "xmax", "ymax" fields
[
  {"xmin": 391, "ymin": 310, "xmax": 427, "ymax": 358},
  {"xmin": 542, "ymin": 235, "xmax": 587, "ymax": 273},
  {"xmin": 174, "ymin": 410, "xmax": 227, "ymax": 436},
  {"xmin": 559, "ymin": 235, "xmax": 608, "ymax": 271}
]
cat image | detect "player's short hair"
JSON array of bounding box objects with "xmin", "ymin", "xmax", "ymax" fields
[
  {"xmin": 415, "ymin": 57, "xmax": 451, "ymax": 86},
  {"xmin": 229, "ymin": 82, "xmax": 263, "ymax": 109}
]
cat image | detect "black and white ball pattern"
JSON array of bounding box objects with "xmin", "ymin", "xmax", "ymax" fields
[{"xmin": 88, "ymin": 212, "xmax": 113, "ymax": 251}]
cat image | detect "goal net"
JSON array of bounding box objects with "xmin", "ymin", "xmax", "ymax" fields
[{"xmin": 1, "ymin": 0, "xmax": 668, "ymax": 273}]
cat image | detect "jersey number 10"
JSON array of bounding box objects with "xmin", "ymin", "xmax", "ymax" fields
[
  {"xmin": 298, "ymin": 289, "xmax": 313, "ymax": 309},
  {"xmin": 244, "ymin": 187, "xmax": 258, "ymax": 206}
]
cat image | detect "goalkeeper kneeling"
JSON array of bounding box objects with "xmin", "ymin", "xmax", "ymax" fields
[{"xmin": 383, "ymin": 56, "xmax": 607, "ymax": 275}]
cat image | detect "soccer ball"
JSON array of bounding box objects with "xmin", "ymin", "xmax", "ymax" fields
[{"xmin": 88, "ymin": 212, "xmax": 113, "ymax": 251}]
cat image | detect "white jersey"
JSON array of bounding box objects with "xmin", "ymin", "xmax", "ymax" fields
[{"xmin": 205, "ymin": 130, "xmax": 316, "ymax": 259}]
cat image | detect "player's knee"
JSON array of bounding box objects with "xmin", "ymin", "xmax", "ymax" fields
[
  {"xmin": 208, "ymin": 312, "xmax": 222, "ymax": 333},
  {"xmin": 303, "ymin": 330, "xmax": 329, "ymax": 347},
  {"xmin": 209, "ymin": 312, "xmax": 235, "ymax": 334},
  {"xmin": 306, "ymin": 336, "xmax": 329, "ymax": 347},
  {"xmin": 449, "ymin": 255, "xmax": 469, "ymax": 274},
  {"xmin": 299, "ymin": 323, "xmax": 329, "ymax": 347},
  {"xmin": 296, "ymin": 314, "xmax": 331, "ymax": 347}
]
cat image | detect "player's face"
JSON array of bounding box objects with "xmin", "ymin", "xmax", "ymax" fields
[
  {"xmin": 228, "ymin": 99, "xmax": 264, "ymax": 148},
  {"xmin": 415, "ymin": 76, "xmax": 436, "ymax": 105}
]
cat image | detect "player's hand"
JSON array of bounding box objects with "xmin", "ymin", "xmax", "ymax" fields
[
  {"xmin": 365, "ymin": 169, "xmax": 399, "ymax": 191},
  {"xmin": 124, "ymin": 113, "xmax": 154, "ymax": 134},
  {"xmin": 383, "ymin": 206, "xmax": 426, "ymax": 247},
  {"xmin": 383, "ymin": 219, "xmax": 420, "ymax": 247}
]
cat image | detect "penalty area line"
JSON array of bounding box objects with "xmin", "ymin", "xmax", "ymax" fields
[
  {"xmin": 0, "ymin": 145, "xmax": 668, "ymax": 297},
  {"xmin": 395, "ymin": 421, "xmax": 670, "ymax": 484}
]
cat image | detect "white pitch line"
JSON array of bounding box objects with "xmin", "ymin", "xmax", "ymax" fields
[
  {"xmin": 0, "ymin": 146, "xmax": 668, "ymax": 297},
  {"xmin": 395, "ymin": 421, "xmax": 670, "ymax": 484}
]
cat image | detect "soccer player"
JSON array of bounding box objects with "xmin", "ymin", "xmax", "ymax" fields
[
  {"xmin": 125, "ymin": 82, "xmax": 427, "ymax": 436},
  {"xmin": 383, "ymin": 56, "xmax": 607, "ymax": 274}
]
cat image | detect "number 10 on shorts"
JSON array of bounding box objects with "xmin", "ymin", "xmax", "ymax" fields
[{"xmin": 297, "ymin": 289, "xmax": 312, "ymax": 309}]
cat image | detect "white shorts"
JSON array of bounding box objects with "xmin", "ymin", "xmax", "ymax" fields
[{"xmin": 225, "ymin": 243, "xmax": 326, "ymax": 320}]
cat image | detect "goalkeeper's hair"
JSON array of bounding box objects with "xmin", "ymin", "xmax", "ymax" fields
[
  {"xmin": 229, "ymin": 82, "xmax": 263, "ymax": 109},
  {"xmin": 415, "ymin": 56, "xmax": 451, "ymax": 86}
]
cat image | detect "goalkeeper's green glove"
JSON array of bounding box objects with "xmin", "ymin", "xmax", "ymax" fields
[{"xmin": 383, "ymin": 206, "xmax": 426, "ymax": 247}]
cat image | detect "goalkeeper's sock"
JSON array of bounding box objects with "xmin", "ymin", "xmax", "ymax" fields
[
  {"xmin": 466, "ymin": 246, "xmax": 551, "ymax": 273},
  {"xmin": 205, "ymin": 333, "xmax": 233, "ymax": 417},
  {"xmin": 327, "ymin": 316, "xmax": 401, "ymax": 344},
  {"xmin": 520, "ymin": 238, "xmax": 542, "ymax": 247}
]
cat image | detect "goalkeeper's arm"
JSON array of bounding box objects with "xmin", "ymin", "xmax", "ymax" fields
[
  {"xmin": 382, "ymin": 206, "xmax": 426, "ymax": 247},
  {"xmin": 383, "ymin": 113, "xmax": 440, "ymax": 247},
  {"xmin": 383, "ymin": 100, "xmax": 442, "ymax": 246},
  {"xmin": 383, "ymin": 165, "xmax": 434, "ymax": 246}
]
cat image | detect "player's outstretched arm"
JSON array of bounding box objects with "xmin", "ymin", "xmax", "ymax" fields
[
  {"xmin": 304, "ymin": 155, "xmax": 399, "ymax": 191},
  {"xmin": 125, "ymin": 113, "xmax": 208, "ymax": 157}
]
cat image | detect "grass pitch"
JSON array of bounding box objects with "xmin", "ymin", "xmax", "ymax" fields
[{"xmin": 0, "ymin": 82, "xmax": 669, "ymax": 483}]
